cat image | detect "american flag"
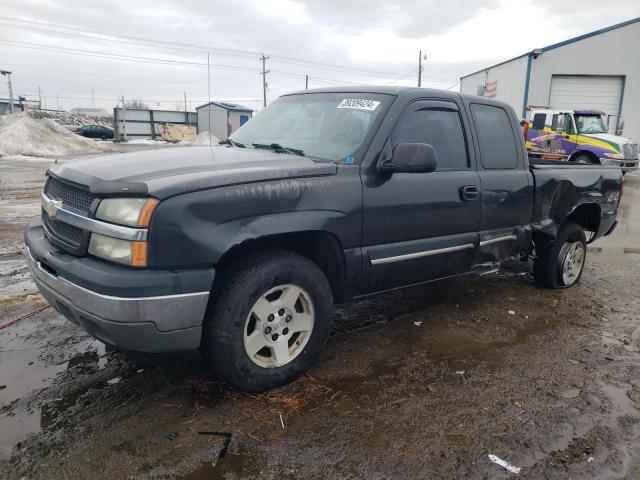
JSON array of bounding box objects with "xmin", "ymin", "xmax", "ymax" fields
[{"xmin": 483, "ymin": 80, "xmax": 497, "ymax": 98}]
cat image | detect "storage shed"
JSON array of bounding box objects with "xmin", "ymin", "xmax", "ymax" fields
[
  {"xmin": 460, "ymin": 17, "xmax": 640, "ymax": 142},
  {"xmin": 196, "ymin": 102, "xmax": 253, "ymax": 140}
]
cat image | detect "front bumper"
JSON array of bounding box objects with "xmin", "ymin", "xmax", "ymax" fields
[
  {"xmin": 25, "ymin": 217, "xmax": 214, "ymax": 353},
  {"xmin": 600, "ymin": 158, "xmax": 638, "ymax": 173}
]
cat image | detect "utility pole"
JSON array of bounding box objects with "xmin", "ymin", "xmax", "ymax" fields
[
  {"xmin": 91, "ymin": 88, "xmax": 95, "ymax": 107},
  {"xmin": 121, "ymin": 95, "xmax": 127, "ymax": 142},
  {"xmin": 305, "ymin": 75, "xmax": 309, "ymax": 90},
  {"xmin": 260, "ymin": 54, "xmax": 270, "ymax": 107},
  {"xmin": 184, "ymin": 92, "xmax": 189, "ymax": 125},
  {"xmin": 417, "ymin": 50, "xmax": 424, "ymax": 87},
  {"xmin": 38, "ymin": 86, "xmax": 42, "ymax": 109},
  {"xmin": 1, "ymin": 70, "xmax": 14, "ymax": 113},
  {"xmin": 56, "ymin": 94, "xmax": 60, "ymax": 111}
]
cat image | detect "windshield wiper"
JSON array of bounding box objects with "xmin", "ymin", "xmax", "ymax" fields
[
  {"xmin": 219, "ymin": 139, "xmax": 246, "ymax": 147},
  {"xmin": 252, "ymin": 143, "xmax": 305, "ymax": 156}
]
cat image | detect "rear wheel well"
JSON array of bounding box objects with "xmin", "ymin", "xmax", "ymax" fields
[
  {"xmin": 214, "ymin": 231, "xmax": 347, "ymax": 303},
  {"xmin": 532, "ymin": 203, "xmax": 600, "ymax": 251},
  {"xmin": 567, "ymin": 203, "xmax": 600, "ymax": 238}
]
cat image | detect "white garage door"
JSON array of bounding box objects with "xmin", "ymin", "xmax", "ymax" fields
[{"xmin": 549, "ymin": 75, "xmax": 623, "ymax": 116}]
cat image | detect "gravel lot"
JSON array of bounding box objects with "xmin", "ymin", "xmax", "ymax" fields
[{"xmin": 1, "ymin": 152, "xmax": 639, "ymax": 479}]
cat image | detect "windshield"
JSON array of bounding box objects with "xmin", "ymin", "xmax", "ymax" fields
[
  {"xmin": 575, "ymin": 114, "xmax": 607, "ymax": 134},
  {"xmin": 229, "ymin": 92, "xmax": 391, "ymax": 162}
]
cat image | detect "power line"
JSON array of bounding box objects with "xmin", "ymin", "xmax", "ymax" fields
[
  {"xmin": 18, "ymin": 93, "xmax": 259, "ymax": 102},
  {"xmin": 268, "ymin": 55, "xmax": 411, "ymax": 79},
  {"xmin": 0, "ymin": 16, "xmax": 258, "ymax": 59},
  {"xmin": 386, "ymin": 70, "xmax": 416, "ymax": 85},
  {"xmin": 0, "ymin": 15, "xmax": 445, "ymax": 80},
  {"xmin": 1, "ymin": 39, "xmax": 383, "ymax": 87},
  {"xmin": 0, "ymin": 39, "xmax": 257, "ymax": 70},
  {"xmin": 1, "ymin": 62, "xmax": 259, "ymax": 88}
]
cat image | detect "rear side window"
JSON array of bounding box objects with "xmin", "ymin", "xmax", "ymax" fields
[
  {"xmin": 532, "ymin": 113, "xmax": 546, "ymax": 130},
  {"xmin": 471, "ymin": 104, "xmax": 519, "ymax": 169},
  {"xmin": 393, "ymin": 107, "xmax": 468, "ymax": 170}
]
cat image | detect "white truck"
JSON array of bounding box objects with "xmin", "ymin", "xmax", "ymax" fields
[{"xmin": 524, "ymin": 108, "xmax": 638, "ymax": 173}]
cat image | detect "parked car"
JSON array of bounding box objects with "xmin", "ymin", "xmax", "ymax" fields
[
  {"xmin": 524, "ymin": 108, "xmax": 638, "ymax": 173},
  {"xmin": 79, "ymin": 124, "xmax": 114, "ymax": 140},
  {"xmin": 54, "ymin": 120, "xmax": 82, "ymax": 134},
  {"xmin": 26, "ymin": 87, "xmax": 623, "ymax": 391}
]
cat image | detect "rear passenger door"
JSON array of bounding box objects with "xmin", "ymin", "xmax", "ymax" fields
[
  {"xmin": 361, "ymin": 99, "xmax": 481, "ymax": 293},
  {"xmin": 467, "ymin": 102, "xmax": 533, "ymax": 265}
]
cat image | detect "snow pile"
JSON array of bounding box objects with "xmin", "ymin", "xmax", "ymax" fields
[
  {"xmin": 180, "ymin": 131, "xmax": 220, "ymax": 146},
  {"xmin": 0, "ymin": 113, "xmax": 112, "ymax": 157}
]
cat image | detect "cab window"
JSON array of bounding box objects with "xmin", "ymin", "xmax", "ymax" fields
[
  {"xmin": 532, "ymin": 113, "xmax": 546, "ymax": 130},
  {"xmin": 470, "ymin": 104, "xmax": 519, "ymax": 169},
  {"xmin": 564, "ymin": 114, "xmax": 575, "ymax": 135},
  {"xmin": 393, "ymin": 104, "xmax": 469, "ymax": 171}
]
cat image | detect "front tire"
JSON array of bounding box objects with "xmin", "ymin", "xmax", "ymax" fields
[
  {"xmin": 573, "ymin": 154, "xmax": 598, "ymax": 165},
  {"xmin": 533, "ymin": 221, "xmax": 587, "ymax": 289},
  {"xmin": 201, "ymin": 250, "xmax": 333, "ymax": 391}
]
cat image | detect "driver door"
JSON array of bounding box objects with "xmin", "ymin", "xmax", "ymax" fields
[
  {"xmin": 556, "ymin": 113, "xmax": 578, "ymax": 155},
  {"xmin": 360, "ymin": 100, "xmax": 481, "ymax": 293}
]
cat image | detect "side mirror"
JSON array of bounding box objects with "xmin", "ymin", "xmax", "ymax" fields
[
  {"xmin": 556, "ymin": 115, "xmax": 565, "ymax": 133},
  {"xmin": 616, "ymin": 117, "xmax": 624, "ymax": 136},
  {"xmin": 380, "ymin": 143, "xmax": 438, "ymax": 174}
]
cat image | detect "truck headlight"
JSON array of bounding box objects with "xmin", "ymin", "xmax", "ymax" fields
[
  {"xmin": 88, "ymin": 233, "xmax": 148, "ymax": 267},
  {"xmin": 95, "ymin": 198, "xmax": 159, "ymax": 227}
]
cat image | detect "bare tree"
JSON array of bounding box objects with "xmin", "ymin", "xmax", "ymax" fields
[{"xmin": 125, "ymin": 99, "xmax": 149, "ymax": 109}]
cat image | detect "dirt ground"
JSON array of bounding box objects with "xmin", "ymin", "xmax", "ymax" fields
[{"xmin": 1, "ymin": 152, "xmax": 639, "ymax": 479}]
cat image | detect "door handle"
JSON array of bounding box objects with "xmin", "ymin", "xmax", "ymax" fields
[{"xmin": 460, "ymin": 185, "xmax": 480, "ymax": 201}]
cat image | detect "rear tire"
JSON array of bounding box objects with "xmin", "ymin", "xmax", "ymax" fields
[
  {"xmin": 533, "ymin": 221, "xmax": 587, "ymax": 289},
  {"xmin": 201, "ymin": 250, "xmax": 333, "ymax": 392}
]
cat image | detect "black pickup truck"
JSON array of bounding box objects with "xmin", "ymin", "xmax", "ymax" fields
[{"xmin": 25, "ymin": 87, "xmax": 622, "ymax": 391}]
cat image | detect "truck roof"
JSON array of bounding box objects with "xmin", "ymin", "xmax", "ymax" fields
[
  {"xmin": 530, "ymin": 107, "xmax": 607, "ymax": 116},
  {"xmin": 282, "ymin": 85, "xmax": 510, "ymax": 108}
]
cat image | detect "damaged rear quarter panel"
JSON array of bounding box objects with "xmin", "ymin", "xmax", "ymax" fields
[
  {"xmin": 147, "ymin": 166, "xmax": 363, "ymax": 268},
  {"xmin": 530, "ymin": 164, "xmax": 621, "ymax": 239}
]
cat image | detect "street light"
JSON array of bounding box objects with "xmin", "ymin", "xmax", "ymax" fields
[
  {"xmin": 1, "ymin": 70, "xmax": 14, "ymax": 114},
  {"xmin": 418, "ymin": 51, "xmax": 427, "ymax": 87}
]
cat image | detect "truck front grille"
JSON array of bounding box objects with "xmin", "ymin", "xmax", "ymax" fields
[
  {"xmin": 42, "ymin": 176, "xmax": 94, "ymax": 254},
  {"xmin": 623, "ymin": 142, "xmax": 639, "ymax": 160},
  {"xmin": 44, "ymin": 176, "xmax": 95, "ymax": 215},
  {"xmin": 42, "ymin": 212, "xmax": 84, "ymax": 248}
]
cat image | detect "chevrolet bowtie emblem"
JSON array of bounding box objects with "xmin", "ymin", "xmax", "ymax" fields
[{"xmin": 42, "ymin": 196, "xmax": 63, "ymax": 219}]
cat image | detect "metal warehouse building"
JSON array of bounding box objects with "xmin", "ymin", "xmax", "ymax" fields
[{"xmin": 460, "ymin": 17, "xmax": 640, "ymax": 142}]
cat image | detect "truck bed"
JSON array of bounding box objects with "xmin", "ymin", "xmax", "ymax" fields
[{"xmin": 528, "ymin": 160, "xmax": 622, "ymax": 240}]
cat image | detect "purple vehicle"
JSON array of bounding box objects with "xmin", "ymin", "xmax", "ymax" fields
[{"xmin": 525, "ymin": 108, "xmax": 638, "ymax": 173}]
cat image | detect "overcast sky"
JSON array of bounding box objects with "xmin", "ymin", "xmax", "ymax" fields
[{"xmin": 1, "ymin": 0, "xmax": 638, "ymax": 112}]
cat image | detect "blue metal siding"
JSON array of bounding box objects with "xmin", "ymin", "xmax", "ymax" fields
[{"xmin": 522, "ymin": 53, "xmax": 533, "ymax": 118}]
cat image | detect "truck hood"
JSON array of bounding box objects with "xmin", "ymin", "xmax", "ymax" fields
[
  {"xmin": 49, "ymin": 146, "xmax": 338, "ymax": 198},
  {"xmin": 581, "ymin": 132, "xmax": 632, "ymax": 149}
]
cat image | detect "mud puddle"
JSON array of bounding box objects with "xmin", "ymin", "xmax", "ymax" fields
[{"xmin": 0, "ymin": 310, "xmax": 114, "ymax": 459}]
